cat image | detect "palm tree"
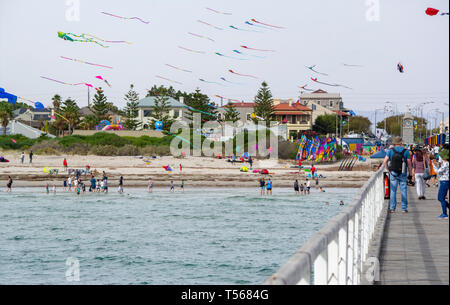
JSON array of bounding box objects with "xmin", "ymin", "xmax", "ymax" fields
[
  {"xmin": 0, "ymin": 102, "xmax": 14, "ymax": 135},
  {"xmin": 52, "ymin": 94, "xmax": 62, "ymax": 110},
  {"xmin": 61, "ymin": 98, "xmax": 80, "ymax": 134},
  {"xmin": 80, "ymin": 115, "xmax": 99, "ymax": 130}
]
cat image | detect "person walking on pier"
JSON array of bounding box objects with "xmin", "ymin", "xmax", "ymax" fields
[
  {"xmin": 412, "ymin": 149, "xmax": 427, "ymax": 200},
  {"xmin": 433, "ymin": 148, "xmax": 449, "ymax": 219},
  {"xmin": 383, "ymin": 137, "xmax": 412, "ymax": 213}
]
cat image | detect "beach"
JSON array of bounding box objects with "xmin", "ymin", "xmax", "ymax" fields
[{"xmin": 0, "ymin": 152, "xmax": 380, "ymax": 189}]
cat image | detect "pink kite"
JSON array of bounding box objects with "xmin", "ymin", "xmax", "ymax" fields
[
  {"xmin": 228, "ymin": 70, "xmax": 258, "ymax": 79},
  {"xmin": 96, "ymin": 76, "xmax": 111, "ymax": 87},
  {"xmin": 311, "ymin": 78, "xmax": 352, "ymax": 90},
  {"xmin": 251, "ymin": 19, "xmax": 285, "ymax": 29},
  {"xmin": 11, "ymin": 139, "xmax": 17, "ymax": 144},
  {"xmin": 41, "ymin": 76, "xmax": 93, "ymax": 88},
  {"xmin": 241, "ymin": 45, "xmax": 275, "ymax": 52}
]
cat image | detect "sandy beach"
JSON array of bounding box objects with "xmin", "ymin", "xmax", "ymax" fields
[{"xmin": 0, "ymin": 151, "xmax": 381, "ymax": 189}]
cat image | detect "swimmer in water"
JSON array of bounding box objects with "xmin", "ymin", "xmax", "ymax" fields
[
  {"xmin": 340, "ymin": 200, "xmax": 345, "ymax": 206},
  {"xmin": 266, "ymin": 179, "xmax": 273, "ymax": 195},
  {"xmin": 148, "ymin": 178, "xmax": 154, "ymax": 193}
]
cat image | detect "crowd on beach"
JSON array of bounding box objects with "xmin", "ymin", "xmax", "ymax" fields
[{"xmin": 383, "ymin": 138, "xmax": 449, "ymax": 219}]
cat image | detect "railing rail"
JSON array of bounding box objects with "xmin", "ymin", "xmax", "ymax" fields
[{"xmin": 265, "ymin": 166, "xmax": 385, "ymax": 285}]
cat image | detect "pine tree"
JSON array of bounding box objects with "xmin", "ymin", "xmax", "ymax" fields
[
  {"xmin": 223, "ymin": 102, "xmax": 241, "ymax": 123},
  {"xmin": 91, "ymin": 87, "xmax": 109, "ymax": 121},
  {"xmin": 185, "ymin": 88, "xmax": 217, "ymax": 123},
  {"xmin": 151, "ymin": 95, "xmax": 173, "ymax": 131},
  {"xmin": 123, "ymin": 84, "xmax": 142, "ymax": 130},
  {"xmin": 253, "ymin": 81, "xmax": 275, "ymax": 123}
]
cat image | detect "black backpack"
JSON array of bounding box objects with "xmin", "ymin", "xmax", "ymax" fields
[{"xmin": 390, "ymin": 148, "xmax": 406, "ymax": 174}]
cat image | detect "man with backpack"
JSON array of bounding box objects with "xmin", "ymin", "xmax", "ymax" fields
[{"xmin": 383, "ymin": 137, "xmax": 413, "ymax": 213}]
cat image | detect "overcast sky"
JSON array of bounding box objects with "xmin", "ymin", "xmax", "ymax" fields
[{"xmin": 0, "ymin": 0, "xmax": 448, "ymax": 123}]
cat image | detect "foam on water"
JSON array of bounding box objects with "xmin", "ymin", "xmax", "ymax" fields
[{"xmin": 0, "ymin": 187, "xmax": 357, "ymax": 284}]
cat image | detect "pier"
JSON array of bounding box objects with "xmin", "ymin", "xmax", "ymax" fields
[{"xmin": 266, "ymin": 167, "xmax": 449, "ymax": 285}]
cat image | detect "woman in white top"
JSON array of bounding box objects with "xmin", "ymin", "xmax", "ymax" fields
[{"xmin": 433, "ymin": 149, "xmax": 449, "ymax": 219}]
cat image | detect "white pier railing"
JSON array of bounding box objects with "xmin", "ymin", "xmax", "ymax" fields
[{"xmin": 265, "ymin": 166, "xmax": 385, "ymax": 285}]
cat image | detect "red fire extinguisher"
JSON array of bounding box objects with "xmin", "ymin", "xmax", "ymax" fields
[{"xmin": 384, "ymin": 172, "xmax": 390, "ymax": 200}]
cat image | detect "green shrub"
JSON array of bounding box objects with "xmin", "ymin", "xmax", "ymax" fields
[
  {"xmin": 89, "ymin": 145, "xmax": 119, "ymax": 156},
  {"xmin": 278, "ymin": 140, "xmax": 299, "ymax": 160},
  {"xmin": 36, "ymin": 147, "xmax": 61, "ymax": 155},
  {"xmin": 65, "ymin": 143, "xmax": 91, "ymax": 155},
  {"xmin": 118, "ymin": 145, "xmax": 139, "ymax": 156},
  {"xmin": 31, "ymin": 140, "xmax": 64, "ymax": 153}
]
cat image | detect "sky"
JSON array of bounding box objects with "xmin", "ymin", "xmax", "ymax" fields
[{"xmin": 0, "ymin": 0, "xmax": 449, "ymax": 124}]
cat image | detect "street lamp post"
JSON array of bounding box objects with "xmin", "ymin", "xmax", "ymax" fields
[{"xmin": 374, "ymin": 108, "xmax": 384, "ymax": 138}]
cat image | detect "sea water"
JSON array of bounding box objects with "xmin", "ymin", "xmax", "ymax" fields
[{"xmin": 0, "ymin": 187, "xmax": 357, "ymax": 285}]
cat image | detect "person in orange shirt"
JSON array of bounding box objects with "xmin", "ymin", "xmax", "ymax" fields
[{"xmin": 427, "ymin": 155, "xmax": 438, "ymax": 188}]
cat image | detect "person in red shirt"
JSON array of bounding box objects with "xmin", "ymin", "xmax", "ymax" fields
[
  {"xmin": 311, "ymin": 165, "xmax": 316, "ymax": 177},
  {"xmin": 179, "ymin": 164, "xmax": 183, "ymax": 172},
  {"xmin": 63, "ymin": 158, "xmax": 68, "ymax": 171},
  {"xmin": 298, "ymin": 159, "xmax": 302, "ymax": 173}
]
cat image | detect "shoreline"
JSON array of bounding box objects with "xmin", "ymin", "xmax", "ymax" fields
[{"xmin": 0, "ymin": 154, "xmax": 380, "ymax": 189}]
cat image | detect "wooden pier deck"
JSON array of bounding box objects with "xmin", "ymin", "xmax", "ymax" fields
[{"xmin": 377, "ymin": 186, "xmax": 449, "ymax": 285}]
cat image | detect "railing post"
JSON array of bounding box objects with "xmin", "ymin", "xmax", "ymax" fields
[
  {"xmin": 313, "ymin": 251, "xmax": 328, "ymax": 285},
  {"xmin": 353, "ymin": 210, "xmax": 361, "ymax": 284},
  {"xmin": 347, "ymin": 216, "xmax": 355, "ymax": 285},
  {"xmin": 328, "ymin": 236, "xmax": 339, "ymax": 285},
  {"xmin": 338, "ymin": 225, "xmax": 348, "ymax": 285}
]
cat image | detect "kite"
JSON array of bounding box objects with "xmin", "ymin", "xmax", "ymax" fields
[
  {"xmin": 188, "ymin": 32, "xmax": 215, "ymax": 42},
  {"xmin": 60, "ymin": 56, "xmax": 113, "ymax": 69},
  {"xmin": 215, "ymin": 52, "xmax": 247, "ymax": 60},
  {"xmin": 228, "ymin": 70, "xmax": 258, "ymax": 79},
  {"xmin": 165, "ymin": 64, "xmax": 192, "ymax": 73},
  {"xmin": 425, "ymin": 8, "xmax": 449, "ymax": 16},
  {"xmin": 184, "ymin": 105, "xmax": 217, "ymax": 117},
  {"xmin": 41, "ymin": 76, "xmax": 94, "ymax": 88},
  {"xmin": 245, "ymin": 21, "xmax": 274, "ymax": 30},
  {"xmin": 306, "ymin": 65, "xmax": 328, "ymax": 76},
  {"xmin": 215, "ymin": 95, "xmax": 242, "ymax": 103},
  {"xmin": 96, "ymin": 76, "xmax": 111, "ymax": 87},
  {"xmin": 18, "ymin": 97, "xmax": 45, "ymax": 110},
  {"xmin": 199, "ymin": 79, "xmax": 224, "ymax": 86},
  {"xmin": 232, "ymin": 50, "xmax": 266, "ymax": 59},
  {"xmin": 101, "ymin": 12, "xmax": 150, "ymax": 24},
  {"xmin": 162, "ymin": 166, "xmax": 173, "ymax": 172},
  {"xmin": 229, "ymin": 25, "xmax": 261, "ymax": 33},
  {"xmin": 299, "ymin": 85, "xmax": 315, "ymax": 92},
  {"xmin": 241, "ymin": 45, "xmax": 275, "ymax": 52},
  {"xmin": 179, "ymin": 46, "xmax": 206, "ymax": 54},
  {"xmin": 342, "ymin": 63, "xmax": 364, "ymax": 67},
  {"xmin": 251, "ymin": 19, "xmax": 285, "ymax": 29},
  {"xmin": 0, "ymin": 88, "xmax": 17, "ymax": 104},
  {"xmin": 198, "ymin": 20, "xmax": 224, "ymax": 30},
  {"xmin": 206, "ymin": 7, "xmax": 232, "ymax": 15},
  {"xmin": 220, "ymin": 77, "xmax": 245, "ymax": 85},
  {"xmin": 57, "ymin": 32, "xmax": 131, "ymax": 48},
  {"xmin": 397, "ymin": 62, "xmax": 405, "ymax": 73},
  {"xmin": 311, "ymin": 78, "xmax": 352, "ymax": 89},
  {"xmin": 156, "ymin": 75, "xmax": 183, "ymax": 85},
  {"xmin": 11, "ymin": 139, "xmax": 17, "ymax": 144}
]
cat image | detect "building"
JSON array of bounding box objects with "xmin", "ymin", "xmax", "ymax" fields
[
  {"xmin": 78, "ymin": 107, "xmax": 124, "ymax": 125},
  {"xmin": 220, "ymin": 102, "xmax": 255, "ymax": 123},
  {"xmin": 299, "ymin": 89, "xmax": 344, "ymax": 111},
  {"xmin": 273, "ymin": 98, "xmax": 312, "ymax": 139},
  {"xmin": 136, "ymin": 96, "xmax": 187, "ymax": 129},
  {"xmin": 13, "ymin": 108, "xmax": 54, "ymax": 129}
]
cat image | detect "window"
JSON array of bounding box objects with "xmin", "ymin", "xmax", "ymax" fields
[
  {"xmin": 330, "ymin": 101, "xmax": 334, "ymax": 107},
  {"xmin": 312, "ymin": 104, "xmax": 317, "ymax": 111},
  {"xmin": 144, "ymin": 110, "xmax": 153, "ymax": 117},
  {"xmin": 173, "ymin": 111, "xmax": 179, "ymax": 119},
  {"xmin": 292, "ymin": 115, "xmax": 297, "ymax": 124}
]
